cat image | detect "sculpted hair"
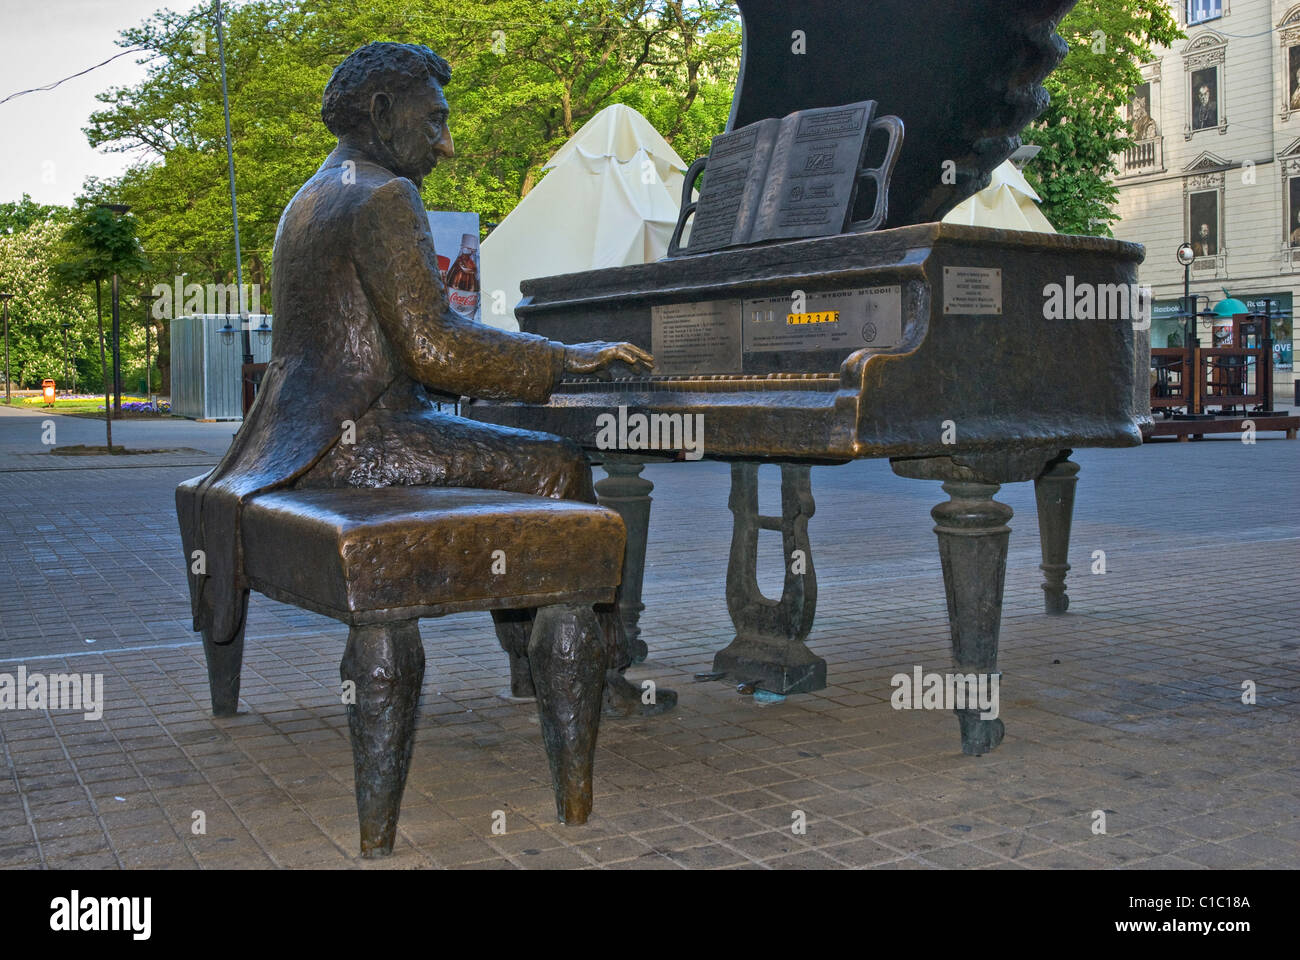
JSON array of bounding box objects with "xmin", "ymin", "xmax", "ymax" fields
[{"xmin": 321, "ymin": 42, "xmax": 452, "ymax": 137}]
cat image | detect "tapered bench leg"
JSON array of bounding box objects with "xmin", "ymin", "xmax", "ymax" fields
[
  {"xmin": 528, "ymin": 604, "xmax": 607, "ymax": 825},
  {"xmin": 493, "ymin": 608, "xmax": 537, "ymax": 698},
  {"xmin": 203, "ymin": 588, "xmax": 249, "ymax": 717},
  {"xmin": 340, "ymin": 620, "xmax": 425, "ymax": 858}
]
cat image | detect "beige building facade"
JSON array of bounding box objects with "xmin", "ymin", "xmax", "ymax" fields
[{"xmin": 1111, "ymin": 0, "xmax": 1298, "ymax": 388}]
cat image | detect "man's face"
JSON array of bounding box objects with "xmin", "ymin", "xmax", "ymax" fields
[
  {"xmin": 1133, "ymin": 97, "xmax": 1148, "ymax": 119},
  {"xmin": 380, "ymin": 76, "xmax": 455, "ymax": 182},
  {"xmin": 1198, "ymin": 86, "xmax": 1210, "ymax": 107},
  {"xmin": 1199, "ymin": 223, "xmax": 1209, "ymax": 240}
]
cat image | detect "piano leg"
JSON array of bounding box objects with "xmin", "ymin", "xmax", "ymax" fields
[
  {"xmin": 930, "ymin": 480, "xmax": 1011, "ymax": 756},
  {"xmin": 593, "ymin": 459, "xmax": 653, "ymax": 663},
  {"xmin": 893, "ymin": 451, "xmax": 1054, "ymax": 756},
  {"xmin": 713, "ymin": 462, "xmax": 825, "ymax": 695},
  {"xmin": 1034, "ymin": 450, "xmax": 1079, "ymax": 616},
  {"xmin": 594, "ymin": 458, "xmax": 677, "ymax": 716}
]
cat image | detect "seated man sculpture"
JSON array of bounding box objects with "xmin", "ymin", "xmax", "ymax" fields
[{"xmin": 179, "ymin": 42, "xmax": 657, "ymax": 718}]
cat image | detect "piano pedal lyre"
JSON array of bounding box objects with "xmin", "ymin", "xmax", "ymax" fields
[{"xmin": 713, "ymin": 462, "xmax": 826, "ymax": 695}]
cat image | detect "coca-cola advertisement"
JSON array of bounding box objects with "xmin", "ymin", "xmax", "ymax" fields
[{"xmin": 426, "ymin": 211, "xmax": 481, "ymax": 323}]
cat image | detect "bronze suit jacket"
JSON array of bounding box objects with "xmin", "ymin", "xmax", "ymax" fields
[{"xmin": 180, "ymin": 154, "xmax": 566, "ymax": 646}]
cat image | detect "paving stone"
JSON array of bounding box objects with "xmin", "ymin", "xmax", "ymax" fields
[{"xmin": 0, "ymin": 406, "xmax": 1296, "ymax": 870}]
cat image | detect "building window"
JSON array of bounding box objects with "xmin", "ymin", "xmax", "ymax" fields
[
  {"xmin": 1183, "ymin": 167, "xmax": 1226, "ymax": 277},
  {"xmin": 1189, "ymin": 191, "xmax": 1219, "ymax": 256},
  {"xmin": 1289, "ymin": 178, "xmax": 1300, "ymax": 247},
  {"xmin": 1278, "ymin": 6, "xmax": 1300, "ymax": 121},
  {"xmin": 1279, "ymin": 140, "xmax": 1300, "ymax": 271},
  {"xmin": 1130, "ymin": 82, "xmax": 1158, "ymax": 141},
  {"xmin": 1183, "ymin": 33, "xmax": 1228, "ymax": 139},
  {"xmin": 1187, "ymin": 1, "xmax": 1223, "ymax": 26},
  {"xmin": 1121, "ymin": 66, "xmax": 1164, "ymax": 175},
  {"xmin": 1190, "ymin": 67, "xmax": 1219, "ymax": 130}
]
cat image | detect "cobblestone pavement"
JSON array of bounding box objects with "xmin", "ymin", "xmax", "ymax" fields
[{"xmin": 1, "ymin": 404, "xmax": 1296, "ymax": 869}]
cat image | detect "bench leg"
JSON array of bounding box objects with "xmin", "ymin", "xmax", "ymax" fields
[
  {"xmin": 340, "ymin": 620, "xmax": 425, "ymax": 858},
  {"xmin": 492, "ymin": 609, "xmax": 536, "ymax": 698},
  {"xmin": 202, "ymin": 589, "xmax": 249, "ymax": 717},
  {"xmin": 528, "ymin": 604, "xmax": 607, "ymax": 825}
]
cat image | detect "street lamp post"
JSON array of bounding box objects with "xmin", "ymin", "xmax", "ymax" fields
[
  {"xmin": 214, "ymin": 0, "xmax": 252, "ymax": 370},
  {"xmin": 95, "ymin": 202, "xmax": 130, "ymax": 416},
  {"xmin": 0, "ymin": 292, "xmax": 12, "ymax": 405},
  {"xmin": 1176, "ymin": 242, "xmax": 1197, "ymax": 349}
]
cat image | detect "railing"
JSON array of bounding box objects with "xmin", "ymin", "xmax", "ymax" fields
[
  {"xmin": 1150, "ymin": 345, "xmax": 1272, "ymax": 415},
  {"xmin": 1199, "ymin": 348, "xmax": 1262, "ymax": 412},
  {"xmin": 1150, "ymin": 348, "xmax": 1189, "ymax": 410},
  {"xmin": 1123, "ymin": 138, "xmax": 1161, "ymax": 173}
]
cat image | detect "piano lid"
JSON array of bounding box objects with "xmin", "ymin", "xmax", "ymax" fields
[{"xmin": 727, "ymin": 0, "xmax": 1078, "ymax": 229}]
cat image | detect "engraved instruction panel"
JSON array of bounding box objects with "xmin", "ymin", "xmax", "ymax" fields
[
  {"xmin": 742, "ymin": 286, "xmax": 902, "ymax": 353},
  {"xmin": 651, "ymin": 300, "xmax": 743, "ymax": 375}
]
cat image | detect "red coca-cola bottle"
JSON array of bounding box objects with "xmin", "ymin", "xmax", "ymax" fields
[{"xmin": 444, "ymin": 233, "xmax": 480, "ymax": 319}]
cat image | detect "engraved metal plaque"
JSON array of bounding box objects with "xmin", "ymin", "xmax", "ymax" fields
[
  {"xmin": 742, "ymin": 286, "xmax": 903, "ymax": 353},
  {"xmin": 651, "ymin": 300, "xmax": 743, "ymax": 375},
  {"xmin": 942, "ymin": 266, "xmax": 1002, "ymax": 315}
]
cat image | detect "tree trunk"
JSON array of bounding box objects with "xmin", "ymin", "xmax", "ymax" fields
[
  {"xmin": 159, "ymin": 320, "xmax": 171, "ymax": 398},
  {"xmin": 95, "ymin": 278, "xmax": 112, "ymax": 451}
]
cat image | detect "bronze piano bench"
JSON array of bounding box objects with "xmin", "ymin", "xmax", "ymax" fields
[{"xmin": 176, "ymin": 480, "xmax": 625, "ymax": 858}]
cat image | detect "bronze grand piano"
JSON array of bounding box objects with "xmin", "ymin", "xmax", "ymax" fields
[
  {"xmin": 468, "ymin": 223, "xmax": 1150, "ymax": 754},
  {"xmin": 468, "ymin": 0, "xmax": 1150, "ymax": 755}
]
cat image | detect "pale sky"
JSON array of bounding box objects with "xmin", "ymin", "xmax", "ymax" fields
[{"xmin": 0, "ymin": 0, "xmax": 178, "ymax": 207}]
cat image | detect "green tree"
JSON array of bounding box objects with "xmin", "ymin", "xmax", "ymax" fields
[
  {"xmin": 0, "ymin": 194, "xmax": 69, "ymax": 235},
  {"xmin": 0, "ymin": 219, "xmax": 97, "ymax": 398},
  {"xmin": 83, "ymin": 0, "xmax": 739, "ymax": 301},
  {"xmin": 51, "ymin": 202, "xmax": 149, "ymax": 447},
  {"xmin": 1026, "ymin": 0, "xmax": 1182, "ymax": 235}
]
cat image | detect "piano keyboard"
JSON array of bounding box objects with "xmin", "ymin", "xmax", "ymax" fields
[{"xmin": 558, "ymin": 372, "xmax": 841, "ymax": 393}]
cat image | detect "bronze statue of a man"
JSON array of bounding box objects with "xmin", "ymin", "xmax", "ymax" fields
[{"xmin": 180, "ymin": 42, "xmax": 655, "ymax": 708}]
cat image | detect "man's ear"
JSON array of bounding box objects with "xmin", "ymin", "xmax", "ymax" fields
[{"xmin": 369, "ymin": 91, "xmax": 395, "ymax": 142}]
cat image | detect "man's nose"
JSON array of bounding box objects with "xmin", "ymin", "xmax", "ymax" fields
[{"xmin": 435, "ymin": 126, "xmax": 455, "ymax": 159}]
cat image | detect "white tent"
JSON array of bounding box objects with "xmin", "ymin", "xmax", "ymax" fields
[
  {"xmin": 942, "ymin": 160, "xmax": 1056, "ymax": 233},
  {"xmin": 480, "ymin": 103, "xmax": 690, "ymax": 331}
]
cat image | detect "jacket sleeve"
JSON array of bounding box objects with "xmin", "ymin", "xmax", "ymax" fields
[{"xmin": 353, "ymin": 176, "xmax": 567, "ymax": 403}]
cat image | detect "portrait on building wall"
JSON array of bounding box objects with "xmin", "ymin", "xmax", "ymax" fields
[
  {"xmin": 1189, "ymin": 190, "xmax": 1218, "ymax": 257},
  {"xmin": 1129, "ymin": 81, "xmax": 1158, "ymax": 140},
  {"xmin": 1290, "ymin": 46, "xmax": 1300, "ymax": 110},
  {"xmin": 1289, "ymin": 178, "xmax": 1300, "ymax": 246},
  {"xmin": 1190, "ymin": 67, "xmax": 1218, "ymax": 130}
]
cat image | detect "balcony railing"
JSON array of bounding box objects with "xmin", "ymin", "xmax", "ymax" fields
[{"xmin": 1122, "ymin": 137, "xmax": 1162, "ymax": 174}]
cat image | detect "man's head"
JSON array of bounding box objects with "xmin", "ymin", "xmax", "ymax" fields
[
  {"xmin": 322, "ymin": 43, "xmax": 455, "ymax": 184},
  {"xmin": 1199, "ymin": 222, "xmax": 1210, "ymax": 240},
  {"xmin": 1132, "ymin": 95, "xmax": 1148, "ymax": 118},
  {"xmin": 1197, "ymin": 84, "xmax": 1211, "ymax": 107}
]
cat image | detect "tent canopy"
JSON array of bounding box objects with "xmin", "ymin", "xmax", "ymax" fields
[
  {"xmin": 480, "ymin": 104, "xmax": 690, "ymax": 331},
  {"xmin": 941, "ymin": 160, "xmax": 1056, "ymax": 233}
]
